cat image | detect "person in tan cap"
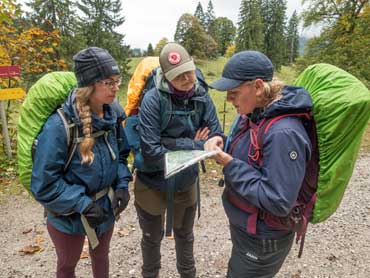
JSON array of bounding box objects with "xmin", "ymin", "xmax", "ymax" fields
[{"xmin": 133, "ymin": 42, "xmax": 222, "ymax": 278}]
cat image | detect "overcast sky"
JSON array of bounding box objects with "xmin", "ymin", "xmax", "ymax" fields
[{"xmin": 120, "ymin": 0, "xmax": 317, "ymax": 49}]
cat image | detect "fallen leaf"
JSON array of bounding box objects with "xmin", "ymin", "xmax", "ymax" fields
[
  {"xmin": 35, "ymin": 229, "xmax": 45, "ymax": 235},
  {"xmin": 117, "ymin": 227, "xmax": 130, "ymax": 237},
  {"xmin": 34, "ymin": 234, "xmax": 45, "ymax": 245},
  {"xmin": 19, "ymin": 244, "xmax": 43, "ymax": 255},
  {"xmin": 80, "ymin": 250, "xmax": 89, "ymax": 259},
  {"xmin": 166, "ymin": 234, "xmax": 175, "ymax": 240}
]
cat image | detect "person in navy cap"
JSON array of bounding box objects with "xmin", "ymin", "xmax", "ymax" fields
[{"xmin": 205, "ymin": 50, "xmax": 313, "ymax": 277}]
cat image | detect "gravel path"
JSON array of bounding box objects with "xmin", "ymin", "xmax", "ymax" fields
[{"xmin": 1, "ymin": 154, "xmax": 369, "ymax": 278}]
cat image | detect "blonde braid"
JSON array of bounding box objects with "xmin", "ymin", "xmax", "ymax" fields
[{"xmin": 75, "ymin": 86, "xmax": 95, "ymax": 165}]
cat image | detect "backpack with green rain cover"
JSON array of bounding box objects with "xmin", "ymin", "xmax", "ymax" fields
[
  {"xmin": 17, "ymin": 72, "xmax": 77, "ymax": 192},
  {"xmin": 227, "ymin": 63, "xmax": 370, "ymax": 257},
  {"xmin": 294, "ymin": 63, "xmax": 370, "ymax": 223}
]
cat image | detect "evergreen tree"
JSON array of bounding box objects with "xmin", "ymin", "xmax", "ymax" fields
[
  {"xmin": 235, "ymin": 0, "xmax": 264, "ymax": 52},
  {"xmin": 209, "ymin": 17, "xmax": 236, "ymax": 56},
  {"xmin": 130, "ymin": 48, "xmax": 142, "ymax": 57},
  {"xmin": 286, "ymin": 10, "xmax": 299, "ymax": 63},
  {"xmin": 204, "ymin": 0, "xmax": 216, "ymax": 33},
  {"xmin": 261, "ymin": 0, "xmax": 287, "ymax": 70},
  {"xmin": 26, "ymin": 0, "xmax": 75, "ymax": 34},
  {"xmin": 146, "ymin": 43, "xmax": 154, "ymax": 56},
  {"xmin": 78, "ymin": 0, "xmax": 130, "ymax": 78},
  {"xmin": 194, "ymin": 2, "xmax": 206, "ymax": 30}
]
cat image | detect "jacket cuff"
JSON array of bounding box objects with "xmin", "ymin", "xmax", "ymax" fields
[
  {"xmin": 75, "ymin": 196, "xmax": 93, "ymax": 214},
  {"xmin": 209, "ymin": 132, "xmax": 227, "ymax": 144}
]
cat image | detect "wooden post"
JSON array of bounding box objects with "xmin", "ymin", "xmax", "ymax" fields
[
  {"xmin": 0, "ymin": 101, "xmax": 12, "ymax": 158},
  {"xmin": 0, "ymin": 65, "xmax": 24, "ymax": 158}
]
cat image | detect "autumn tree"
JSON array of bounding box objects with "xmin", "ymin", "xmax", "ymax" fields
[
  {"xmin": 154, "ymin": 37, "xmax": 169, "ymax": 55},
  {"xmin": 26, "ymin": 0, "xmax": 84, "ymax": 67},
  {"xmin": 225, "ymin": 44, "xmax": 236, "ymax": 58},
  {"xmin": 0, "ymin": 0, "xmax": 66, "ymax": 87},
  {"xmin": 299, "ymin": 0, "xmax": 370, "ymax": 87},
  {"xmin": 236, "ymin": 0, "xmax": 264, "ymax": 52},
  {"xmin": 209, "ymin": 17, "xmax": 236, "ymax": 56}
]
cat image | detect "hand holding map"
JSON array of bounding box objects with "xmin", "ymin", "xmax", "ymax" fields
[{"xmin": 164, "ymin": 149, "xmax": 221, "ymax": 179}]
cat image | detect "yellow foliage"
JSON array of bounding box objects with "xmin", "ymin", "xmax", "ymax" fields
[{"xmin": 225, "ymin": 44, "xmax": 236, "ymax": 58}]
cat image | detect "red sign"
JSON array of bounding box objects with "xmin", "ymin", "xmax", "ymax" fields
[{"xmin": 0, "ymin": 66, "xmax": 20, "ymax": 78}]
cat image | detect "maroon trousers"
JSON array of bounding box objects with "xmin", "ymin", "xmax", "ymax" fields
[{"xmin": 47, "ymin": 221, "xmax": 114, "ymax": 278}]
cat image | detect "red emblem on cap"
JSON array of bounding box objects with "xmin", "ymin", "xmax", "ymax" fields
[{"xmin": 168, "ymin": 52, "xmax": 181, "ymax": 65}]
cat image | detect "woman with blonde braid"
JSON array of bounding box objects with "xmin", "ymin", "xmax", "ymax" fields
[
  {"xmin": 31, "ymin": 47, "xmax": 132, "ymax": 278},
  {"xmin": 205, "ymin": 51, "xmax": 312, "ymax": 277}
]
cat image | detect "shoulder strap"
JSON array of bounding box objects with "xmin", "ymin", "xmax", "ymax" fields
[
  {"xmin": 56, "ymin": 108, "xmax": 78, "ymax": 171},
  {"xmin": 157, "ymin": 89, "xmax": 172, "ymax": 132},
  {"xmin": 250, "ymin": 113, "xmax": 311, "ymax": 166}
]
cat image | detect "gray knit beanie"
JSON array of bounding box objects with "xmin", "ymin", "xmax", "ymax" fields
[{"xmin": 73, "ymin": 47, "xmax": 120, "ymax": 87}]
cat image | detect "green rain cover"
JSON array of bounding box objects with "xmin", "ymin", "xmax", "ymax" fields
[
  {"xmin": 294, "ymin": 63, "xmax": 370, "ymax": 223},
  {"xmin": 17, "ymin": 72, "xmax": 77, "ymax": 192}
]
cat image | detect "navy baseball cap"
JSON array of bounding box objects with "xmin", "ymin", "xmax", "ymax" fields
[{"xmin": 210, "ymin": 50, "xmax": 274, "ymax": 91}]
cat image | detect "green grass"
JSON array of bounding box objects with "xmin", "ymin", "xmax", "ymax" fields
[{"xmin": 117, "ymin": 57, "xmax": 305, "ymax": 134}]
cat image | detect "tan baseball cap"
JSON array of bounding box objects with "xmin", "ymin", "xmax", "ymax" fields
[{"xmin": 159, "ymin": 42, "xmax": 196, "ymax": 81}]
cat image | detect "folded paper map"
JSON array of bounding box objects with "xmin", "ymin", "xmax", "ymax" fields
[{"xmin": 165, "ymin": 149, "xmax": 221, "ymax": 179}]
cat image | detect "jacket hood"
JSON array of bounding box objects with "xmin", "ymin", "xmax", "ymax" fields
[
  {"xmin": 63, "ymin": 89, "xmax": 117, "ymax": 132},
  {"xmin": 262, "ymin": 86, "xmax": 312, "ymax": 118}
]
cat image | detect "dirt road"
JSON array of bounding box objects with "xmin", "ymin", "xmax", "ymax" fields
[{"xmin": 1, "ymin": 154, "xmax": 369, "ymax": 278}]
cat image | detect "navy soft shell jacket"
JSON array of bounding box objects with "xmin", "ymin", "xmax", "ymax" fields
[
  {"xmin": 223, "ymin": 86, "xmax": 313, "ymax": 238},
  {"xmin": 31, "ymin": 91, "xmax": 132, "ymax": 235},
  {"xmin": 137, "ymin": 69, "xmax": 222, "ymax": 191}
]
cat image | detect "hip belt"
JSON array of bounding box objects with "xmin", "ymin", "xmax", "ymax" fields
[{"xmin": 81, "ymin": 186, "xmax": 115, "ymax": 250}]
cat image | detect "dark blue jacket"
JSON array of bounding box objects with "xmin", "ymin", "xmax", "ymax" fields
[
  {"xmin": 137, "ymin": 69, "xmax": 222, "ymax": 191},
  {"xmin": 31, "ymin": 91, "xmax": 132, "ymax": 235},
  {"xmin": 223, "ymin": 86, "xmax": 312, "ymax": 238}
]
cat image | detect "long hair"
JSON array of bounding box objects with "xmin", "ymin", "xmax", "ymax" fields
[{"xmin": 75, "ymin": 86, "xmax": 95, "ymax": 165}]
